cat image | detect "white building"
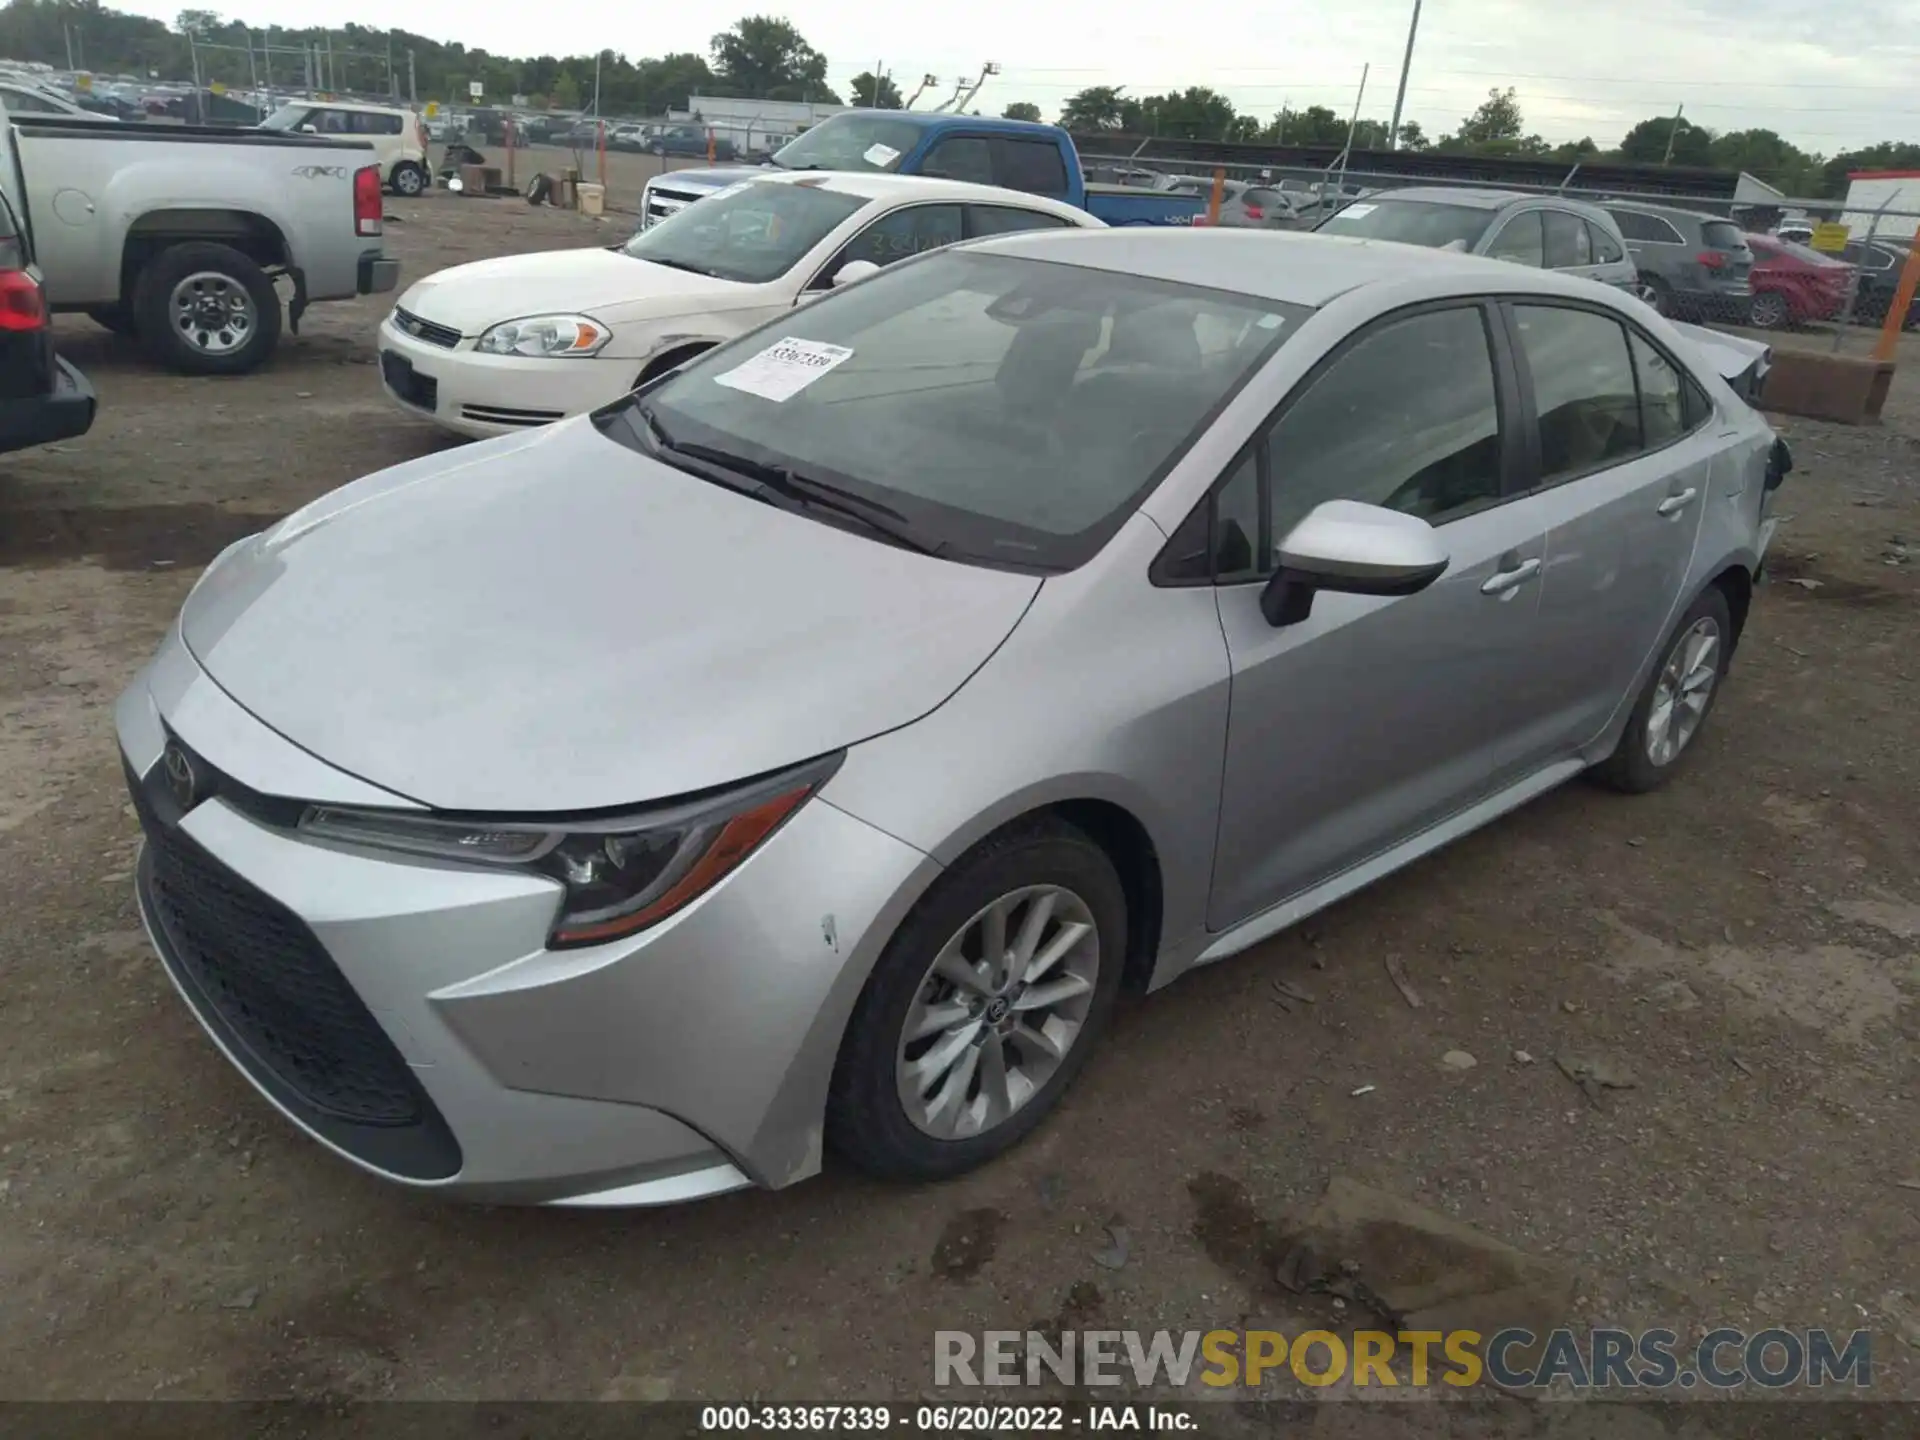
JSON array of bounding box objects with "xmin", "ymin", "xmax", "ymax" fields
[{"xmin": 684, "ymin": 94, "xmax": 848, "ymax": 152}]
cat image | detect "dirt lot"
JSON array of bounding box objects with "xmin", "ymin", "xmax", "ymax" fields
[{"xmin": 1, "ymin": 189, "xmax": 1916, "ymax": 1413}]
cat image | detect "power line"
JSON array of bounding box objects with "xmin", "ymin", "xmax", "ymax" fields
[{"xmin": 994, "ymin": 64, "xmax": 1920, "ymax": 92}]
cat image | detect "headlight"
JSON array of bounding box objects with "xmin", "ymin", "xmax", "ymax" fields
[
  {"xmin": 297, "ymin": 754, "xmax": 840, "ymax": 947},
  {"xmin": 474, "ymin": 314, "xmax": 611, "ymax": 357}
]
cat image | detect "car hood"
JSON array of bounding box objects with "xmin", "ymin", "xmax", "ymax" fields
[
  {"xmin": 397, "ymin": 248, "xmax": 748, "ymax": 333},
  {"xmin": 179, "ymin": 419, "xmax": 1041, "ymax": 812},
  {"xmin": 648, "ymin": 165, "xmax": 768, "ymax": 193}
]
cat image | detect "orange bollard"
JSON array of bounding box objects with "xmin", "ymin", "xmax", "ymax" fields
[
  {"xmin": 707, "ymin": 127, "xmax": 716, "ymax": 163},
  {"xmin": 505, "ymin": 118, "xmax": 516, "ymax": 191},
  {"xmin": 1208, "ymin": 167, "xmax": 1225, "ymax": 226},
  {"xmin": 1872, "ymin": 226, "xmax": 1920, "ymax": 364}
]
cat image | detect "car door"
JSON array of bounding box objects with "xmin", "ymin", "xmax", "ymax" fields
[
  {"xmin": 1197, "ymin": 302, "xmax": 1564, "ymax": 929},
  {"xmin": 1483, "ymin": 209, "xmax": 1546, "ymax": 267},
  {"xmin": 1502, "ymin": 302, "xmax": 1714, "ymax": 750},
  {"xmin": 1542, "ymin": 207, "xmax": 1608, "ymax": 284}
]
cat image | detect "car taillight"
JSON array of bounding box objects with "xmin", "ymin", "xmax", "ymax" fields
[
  {"xmin": 354, "ymin": 164, "xmax": 383, "ymax": 237},
  {"xmin": 1243, "ymin": 204, "xmax": 1264, "ymax": 220},
  {"xmin": 1697, "ymin": 251, "xmax": 1726, "ymax": 269},
  {"xmin": 0, "ymin": 268, "xmax": 47, "ymax": 331}
]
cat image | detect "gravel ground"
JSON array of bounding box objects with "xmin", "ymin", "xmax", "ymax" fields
[{"xmin": 0, "ymin": 190, "xmax": 1915, "ymax": 1408}]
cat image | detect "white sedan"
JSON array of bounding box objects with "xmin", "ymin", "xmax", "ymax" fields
[{"xmin": 377, "ymin": 172, "xmax": 1102, "ymax": 439}]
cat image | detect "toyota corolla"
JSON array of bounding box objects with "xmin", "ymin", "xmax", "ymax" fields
[{"xmin": 118, "ymin": 230, "xmax": 1787, "ymax": 1205}]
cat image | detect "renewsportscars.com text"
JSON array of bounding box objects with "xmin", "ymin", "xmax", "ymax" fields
[{"xmin": 934, "ymin": 1327, "xmax": 1873, "ymax": 1390}]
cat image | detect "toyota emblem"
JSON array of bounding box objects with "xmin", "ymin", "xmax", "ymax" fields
[{"xmin": 161, "ymin": 743, "xmax": 201, "ymax": 811}]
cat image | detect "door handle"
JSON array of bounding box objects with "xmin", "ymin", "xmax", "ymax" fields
[
  {"xmin": 1657, "ymin": 487, "xmax": 1699, "ymax": 516},
  {"xmin": 1480, "ymin": 557, "xmax": 1541, "ymax": 595}
]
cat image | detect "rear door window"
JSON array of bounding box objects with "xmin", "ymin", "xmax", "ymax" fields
[
  {"xmin": 1486, "ymin": 211, "xmax": 1545, "ymax": 266},
  {"xmin": 993, "ymin": 138, "xmax": 1070, "ymax": 197},
  {"xmin": 1611, "ymin": 210, "xmax": 1684, "ymax": 245},
  {"xmin": 967, "ymin": 204, "xmax": 1074, "ymax": 237},
  {"xmin": 1588, "ymin": 222, "xmax": 1625, "ymax": 264},
  {"xmin": 1630, "ymin": 332, "xmax": 1690, "ymax": 448},
  {"xmin": 921, "ymin": 136, "xmax": 995, "ymax": 186},
  {"xmin": 1543, "ymin": 210, "xmax": 1594, "ymax": 268},
  {"xmin": 352, "ymin": 111, "xmax": 404, "ymax": 136},
  {"xmin": 834, "ymin": 204, "xmax": 966, "ymax": 270},
  {"xmin": 1511, "ymin": 305, "xmax": 1642, "ymax": 484}
]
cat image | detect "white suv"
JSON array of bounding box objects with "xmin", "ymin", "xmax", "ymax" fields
[{"xmin": 262, "ymin": 100, "xmax": 431, "ymax": 196}]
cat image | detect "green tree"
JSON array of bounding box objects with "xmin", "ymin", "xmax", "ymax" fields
[
  {"xmin": 1821, "ymin": 141, "xmax": 1920, "ymax": 198},
  {"xmin": 709, "ymin": 15, "xmax": 836, "ymax": 102},
  {"xmin": 1059, "ymin": 85, "xmax": 1129, "ymax": 130},
  {"xmin": 1708, "ymin": 128, "xmax": 1823, "ymax": 193},
  {"xmin": 1269, "ymin": 104, "xmax": 1347, "ymax": 146},
  {"xmin": 1444, "ymin": 87, "xmax": 1525, "ymax": 149},
  {"xmin": 1001, "ymin": 100, "xmax": 1041, "ymax": 122},
  {"xmin": 1617, "ymin": 113, "xmax": 1714, "ymax": 167},
  {"xmin": 1394, "ymin": 119, "xmax": 1429, "ymax": 151},
  {"xmin": 1131, "ymin": 86, "xmax": 1242, "ymax": 140},
  {"xmin": 634, "ymin": 52, "xmax": 714, "ymax": 111},
  {"xmin": 847, "ymin": 70, "xmax": 901, "ymax": 108}
]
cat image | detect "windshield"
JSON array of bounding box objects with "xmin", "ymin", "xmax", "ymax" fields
[
  {"xmin": 620, "ymin": 181, "xmax": 867, "ymax": 284},
  {"xmin": 613, "ymin": 252, "xmax": 1308, "ymax": 572},
  {"xmin": 260, "ymin": 104, "xmax": 306, "ymax": 131},
  {"xmin": 1316, "ymin": 198, "xmax": 1498, "ymax": 250},
  {"xmin": 772, "ymin": 114, "xmax": 925, "ymax": 172}
]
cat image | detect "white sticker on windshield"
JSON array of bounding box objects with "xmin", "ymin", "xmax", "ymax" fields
[
  {"xmin": 1337, "ymin": 202, "xmax": 1376, "ymax": 219},
  {"xmin": 712, "ymin": 336, "xmax": 854, "ymax": 403},
  {"xmin": 863, "ymin": 142, "xmax": 902, "ymax": 168},
  {"xmin": 1256, "ymin": 313, "xmax": 1286, "ymax": 329}
]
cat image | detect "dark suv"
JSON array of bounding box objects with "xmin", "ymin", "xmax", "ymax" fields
[
  {"xmin": 1840, "ymin": 238, "xmax": 1919, "ymax": 328},
  {"xmin": 1600, "ymin": 201, "xmax": 1754, "ymax": 322}
]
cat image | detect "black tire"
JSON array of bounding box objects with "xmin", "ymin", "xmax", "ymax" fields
[
  {"xmin": 648, "ymin": 141, "xmax": 666, "ymax": 157},
  {"xmin": 827, "ymin": 816, "xmax": 1128, "ymax": 1181},
  {"xmin": 1634, "ymin": 274, "xmax": 1672, "ymax": 317},
  {"xmin": 86, "ymin": 304, "xmax": 137, "ymax": 337},
  {"xmin": 633, "ymin": 342, "xmax": 715, "ymax": 390},
  {"xmin": 525, "ymin": 172, "xmax": 553, "ymax": 206},
  {"xmin": 390, "ymin": 161, "xmax": 428, "ymax": 197},
  {"xmin": 1591, "ymin": 585, "xmax": 1734, "ymax": 795},
  {"xmin": 132, "ymin": 242, "xmax": 281, "ymax": 376}
]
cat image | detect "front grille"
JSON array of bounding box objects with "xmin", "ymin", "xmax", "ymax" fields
[
  {"xmin": 642, "ymin": 187, "xmax": 699, "ymax": 229},
  {"xmin": 461, "ymin": 402, "xmax": 565, "ymax": 427},
  {"xmin": 128, "ymin": 762, "xmax": 420, "ymax": 1127},
  {"xmin": 392, "ymin": 307, "xmax": 461, "ymax": 348}
]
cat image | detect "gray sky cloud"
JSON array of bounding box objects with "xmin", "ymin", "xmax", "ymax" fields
[{"xmin": 113, "ymin": 0, "xmax": 1920, "ymax": 154}]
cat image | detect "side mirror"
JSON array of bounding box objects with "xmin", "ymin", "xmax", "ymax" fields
[
  {"xmin": 1258, "ymin": 500, "xmax": 1450, "ymax": 627},
  {"xmin": 832, "ymin": 259, "xmax": 881, "ymax": 288},
  {"xmin": 297, "ymin": 124, "xmax": 317, "ymax": 134}
]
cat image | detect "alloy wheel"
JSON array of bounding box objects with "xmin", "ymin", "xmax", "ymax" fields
[
  {"xmin": 1645, "ymin": 616, "xmax": 1721, "ymax": 767},
  {"xmin": 895, "ymin": 884, "xmax": 1101, "ymax": 1140}
]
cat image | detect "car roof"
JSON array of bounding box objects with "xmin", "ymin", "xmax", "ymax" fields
[
  {"xmin": 1599, "ymin": 198, "xmax": 1721, "ymax": 224},
  {"xmin": 745, "ymin": 169, "xmax": 1098, "ymax": 222},
  {"xmin": 968, "ymin": 228, "xmax": 1611, "ymax": 307},
  {"xmin": 1364, "ymin": 186, "xmax": 1530, "ymax": 210},
  {"xmin": 299, "ymin": 99, "xmax": 415, "ymax": 115}
]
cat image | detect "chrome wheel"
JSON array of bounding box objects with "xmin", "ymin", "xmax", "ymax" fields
[
  {"xmin": 393, "ymin": 164, "xmax": 425, "ymax": 196},
  {"xmin": 895, "ymin": 884, "xmax": 1100, "ymax": 1140},
  {"xmin": 170, "ymin": 271, "xmax": 255, "ymax": 356},
  {"xmin": 1749, "ymin": 292, "xmax": 1789, "ymax": 329},
  {"xmin": 1646, "ymin": 617, "xmax": 1721, "ymax": 767}
]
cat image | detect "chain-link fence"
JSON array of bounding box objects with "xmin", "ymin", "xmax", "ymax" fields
[{"xmin": 1078, "ymin": 147, "xmax": 1920, "ymax": 345}]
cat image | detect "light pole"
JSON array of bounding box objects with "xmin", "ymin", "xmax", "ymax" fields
[{"xmin": 1387, "ymin": 0, "xmax": 1423, "ymax": 150}]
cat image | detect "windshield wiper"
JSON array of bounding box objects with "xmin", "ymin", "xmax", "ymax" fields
[
  {"xmin": 636, "ymin": 254, "xmax": 717, "ymax": 276},
  {"xmin": 636, "ymin": 406, "xmax": 944, "ymax": 556}
]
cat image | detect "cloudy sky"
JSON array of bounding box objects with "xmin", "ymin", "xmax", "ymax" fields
[{"xmin": 114, "ymin": 0, "xmax": 1920, "ymax": 154}]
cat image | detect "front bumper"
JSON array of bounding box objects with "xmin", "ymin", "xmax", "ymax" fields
[
  {"xmin": 115, "ymin": 626, "xmax": 936, "ymax": 1204},
  {"xmin": 0, "ymin": 355, "xmax": 96, "ymax": 454},
  {"xmin": 376, "ymin": 314, "xmax": 632, "ymax": 440}
]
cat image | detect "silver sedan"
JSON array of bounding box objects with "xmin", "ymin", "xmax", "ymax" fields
[{"xmin": 117, "ymin": 230, "xmax": 1788, "ymax": 1205}]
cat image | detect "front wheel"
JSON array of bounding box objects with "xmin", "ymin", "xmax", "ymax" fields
[
  {"xmin": 827, "ymin": 818, "xmax": 1127, "ymax": 1181},
  {"xmin": 132, "ymin": 242, "xmax": 282, "ymax": 376},
  {"xmin": 1591, "ymin": 586, "xmax": 1733, "ymax": 794}
]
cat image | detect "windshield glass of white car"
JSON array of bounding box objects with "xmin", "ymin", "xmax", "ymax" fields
[
  {"xmin": 771, "ymin": 114, "xmax": 925, "ymax": 172},
  {"xmin": 620, "ymin": 181, "xmax": 868, "ymax": 283},
  {"xmin": 610, "ymin": 251, "xmax": 1309, "ymax": 572},
  {"xmin": 1317, "ymin": 199, "xmax": 1497, "ymax": 250}
]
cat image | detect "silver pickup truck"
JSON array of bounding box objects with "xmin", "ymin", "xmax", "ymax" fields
[{"xmin": 0, "ymin": 108, "xmax": 400, "ymax": 375}]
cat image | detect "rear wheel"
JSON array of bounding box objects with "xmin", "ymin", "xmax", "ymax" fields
[
  {"xmin": 827, "ymin": 818, "xmax": 1126, "ymax": 1180},
  {"xmin": 1748, "ymin": 291, "xmax": 1791, "ymax": 329},
  {"xmin": 1631, "ymin": 274, "xmax": 1671, "ymax": 316},
  {"xmin": 132, "ymin": 242, "xmax": 282, "ymax": 376},
  {"xmin": 1591, "ymin": 586, "xmax": 1733, "ymax": 794},
  {"xmin": 390, "ymin": 161, "xmax": 428, "ymax": 197}
]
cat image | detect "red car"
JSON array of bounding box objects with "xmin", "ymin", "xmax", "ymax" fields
[{"xmin": 1744, "ymin": 233, "xmax": 1855, "ymax": 328}]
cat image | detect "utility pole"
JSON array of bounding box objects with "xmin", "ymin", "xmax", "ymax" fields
[
  {"xmin": 870, "ymin": 61, "xmax": 884, "ymax": 107},
  {"xmin": 407, "ymin": 49, "xmax": 417, "ymax": 106},
  {"xmin": 592, "ymin": 50, "xmax": 602, "ymax": 115},
  {"xmin": 1387, "ymin": 0, "xmax": 1422, "ymax": 149},
  {"xmin": 1660, "ymin": 103, "xmax": 1685, "ymax": 165},
  {"xmin": 63, "ymin": 22, "xmax": 75, "ymax": 70},
  {"xmin": 1335, "ymin": 64, "xmax": 1369, "ymax": 194},
  {"xmin": 188, "ymin": 32, "xmax": 203, "ymax": 96},
  {"xmin": 386, "ymin": 38, "xmax": 395, "ymax": 98}
]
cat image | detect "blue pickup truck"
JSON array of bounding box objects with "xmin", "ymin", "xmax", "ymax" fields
[{"xmin": 636, "ymin": 110, "xmax": 1205, "ymax": 231}]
